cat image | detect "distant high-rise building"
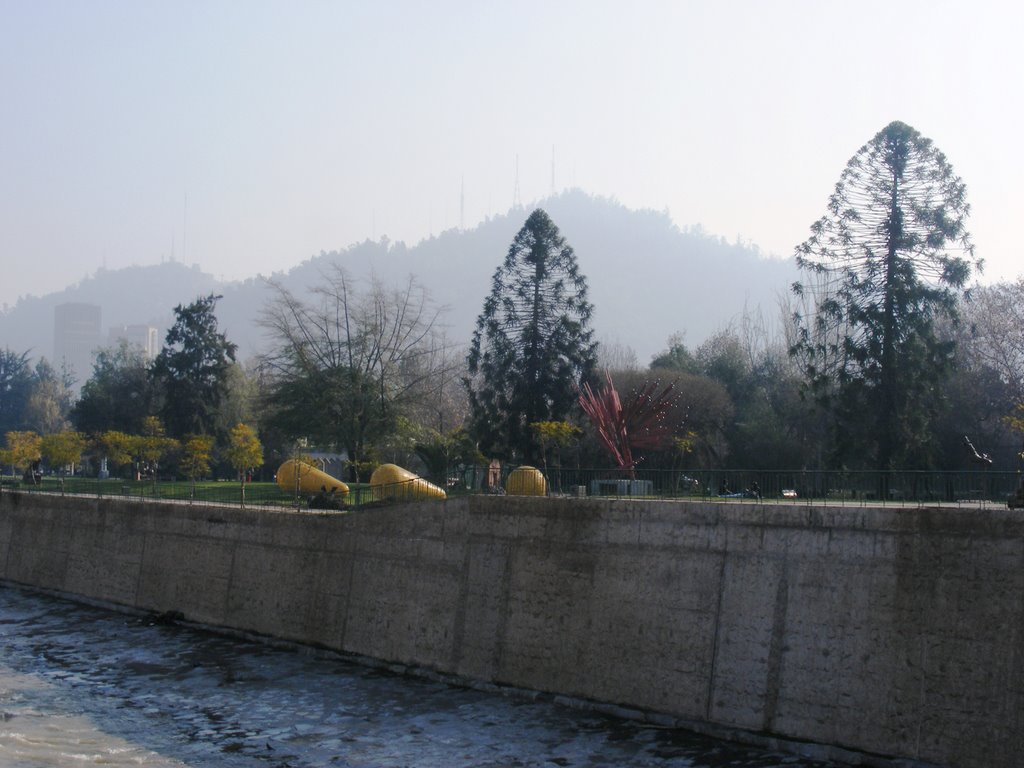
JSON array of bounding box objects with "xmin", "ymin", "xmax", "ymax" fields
[
  {"xmin": 54, "ymin": 302, "xmax": 101, "ymax": 389},
  {"xmin": 107, "ymin": 324, "xmax": 159, "ymax": 359}
]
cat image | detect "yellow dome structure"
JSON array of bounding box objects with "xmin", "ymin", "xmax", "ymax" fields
[
  {"xmin": 276, "ymin": 459, "xmax": 350, "ymax": 497},
  {"xmin": 505, "ymin": 466, "xmax": 546, "ymax": 496},
  {"xmin": 369, "ymin": 463, "xmax": 447, "ymax": 501}
]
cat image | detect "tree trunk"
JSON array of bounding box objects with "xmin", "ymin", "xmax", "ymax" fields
[{"xmin": 879, "ymin": 159, "xmax": 902, "ymax": 470}]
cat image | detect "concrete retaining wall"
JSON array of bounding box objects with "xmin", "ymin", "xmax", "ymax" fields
[{"xmin": 0, "ymin": 490, "xmax": 1020, "ymax": 767}]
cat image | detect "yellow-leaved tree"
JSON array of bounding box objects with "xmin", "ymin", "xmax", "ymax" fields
[
  {"xmin": 529, "ymin": 420, "xmax": 581, "ymax": 483},
  {"xmin": 40, "ymin": 431, "xmax": 87, "ymax": 493},
  {"xmin": 4, "ymin": 431, "xmax": 42, "ymax": 484},
  {"xmin": 181, "ymin": 434, "xmax": 215, "ymax": 500},
  {"xmin": 225, "ymin": 423, "xmax": 263, "ymax": 507},
  {"xmin": 131, "ymin": 417, "xmax": 179, "ymax": 491},
  {"xmin": 95, "ymin": 431, "xmax": 134, "ymax": 479}
]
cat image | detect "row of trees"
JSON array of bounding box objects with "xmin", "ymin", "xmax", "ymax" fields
[
  {"xmin": 1, "ymin": 294, "xmax": 264, "ymax": 487},
  {"xmin": 0, "ymin": 295, "xmax": 246, "ymax": 445},
  {"xmin": 0, "ymin": 279, "xmax": 465, "ymax": 486},
  {"xmin": 0, "ymin": 350, "xmax": 74, "ymax": 437},
  {"xmin": 0, "ymin": 421, "xmax": 263, "ymax": 493},
  {"xmin": 1, "ymin": 121, "xmax": 1019, "ymax": 479},
  {"xmin": 0, "ymin": 430, "xmax": 86, "ymax": 482}
]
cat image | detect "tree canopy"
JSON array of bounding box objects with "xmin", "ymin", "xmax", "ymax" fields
[
  {"xmin": 791, "ymin": 121, "xmax": 980, "ymax": 469},
  {"xmin": 132, "ymin": 416, "xmax": 179, "ymax": 482},
  {"xmin": 961, "ymin": 279, "xmax": 1024, "ymax": 404},
  {"xmin": 224, "ymin": 422, "xmax": 264, "ymax": 505},
  {"xmin": 24, "ymin": 359, "xmax": 74, "ymax": 435},
  {"xmin": 2, "ymin": 430, "xmax": 42, "ymax": 480},
  {"xmin": 650, "ymin": 333, "xmax": 699, "ymax": 374},
  {"xmin": 465, "ymin": 209, "xmax": 597, "ymax": 462},
  {"xmin": 0, "ymin": 349, "xmax": 34, "ymax": 436},
  {"xmin": 181, "ymin": 433, "xmax": 215, "ymax": 489},
  {"xmin": 152, "ymin": 294, "xmax": 237, "ymax": 439},
  {"xmin": 259, "ymin": 269, "xmax": 452, "ymax": 480},
  {"xmin": 71, "ymin": 341, "xmax": 155, "ymax": 435}
]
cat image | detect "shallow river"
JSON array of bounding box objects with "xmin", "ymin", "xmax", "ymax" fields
[{"xmin": 0, "ymin": 585, "xmax": 837, "ymax": 767}]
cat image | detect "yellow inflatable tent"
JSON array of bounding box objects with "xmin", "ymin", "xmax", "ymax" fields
[
  {"xmin": 276, "ymin": 459, "xmax": 350, "ymax": 497},
  {"xmin": 505, "ymin": 466, "xmax": 546, "ymax": 496},
  {"xmin": 370, "ymin": 463, "xmax": 446, "ymax": 501}
]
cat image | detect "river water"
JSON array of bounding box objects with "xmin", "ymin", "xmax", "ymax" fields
[{"xmin": 0, "ymin": 585, "xmax": 837, "ymax": 767}]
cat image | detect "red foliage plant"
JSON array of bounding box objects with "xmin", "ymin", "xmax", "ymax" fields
[{"xmin": 577, "ymin": 370, "xmax": 678, "ymax": 475}]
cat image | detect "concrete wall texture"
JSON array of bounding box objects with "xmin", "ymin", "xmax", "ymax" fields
[{"xmin": 0, "ymin": 491, "xmax": 1020, "ymax": 768}]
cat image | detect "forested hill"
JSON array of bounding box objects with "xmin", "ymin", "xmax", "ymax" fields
[{"xmin": 0, "ymin": 190, "xmax": 798, "ymax": 369}]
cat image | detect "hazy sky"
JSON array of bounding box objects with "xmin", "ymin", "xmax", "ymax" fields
[{"xmin": 2, "ymin": 1, "xmax": 1020, "ymax": 309}]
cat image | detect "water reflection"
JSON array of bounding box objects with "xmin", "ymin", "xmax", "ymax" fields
[{"xmin": 0, "ymin": 585, "xmax": 836, "ymax": 767}]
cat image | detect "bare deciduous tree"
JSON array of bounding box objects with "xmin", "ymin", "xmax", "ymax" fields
[
  {"xmin": 962, "ymin": 279, "xmax": 1024, "ymax": 403},
  {"xmin": 260, "ymin": 267, "xmax": 458, "ymax": 480}
]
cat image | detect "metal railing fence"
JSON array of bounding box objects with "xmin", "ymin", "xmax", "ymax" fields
[
  {"xmin": 454, "ymin": 465, "xmax": 1024, "ymax": 507},
  {"xmin": 2, "ymin": 466, "xmax": 1022, "ymax": 510}
]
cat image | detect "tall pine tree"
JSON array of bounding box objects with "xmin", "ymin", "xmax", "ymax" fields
[
  {"xmin": 465, "ymin": 209, "xmax": 597, "ymax": 462},
  {"xmin": 790, "ymin": 121, "xmax": 979, "ymax": 469}
]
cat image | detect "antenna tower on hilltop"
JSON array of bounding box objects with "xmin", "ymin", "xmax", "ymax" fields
[
  {"xmin": 183, "ymin": 193, "xmax": 188, "ymax": 264},
  {"xmin": 551, "ymin": 145, "xmax": 556, "ymax": 196},
  {"xmin": 513, "ymin": 154, "xmax": 521, "ymax": 209}
]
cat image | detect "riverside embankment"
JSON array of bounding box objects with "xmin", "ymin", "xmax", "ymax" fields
[{"xmin": 0, "ymin": 490, "xmax": 1020, "ymax": 768}]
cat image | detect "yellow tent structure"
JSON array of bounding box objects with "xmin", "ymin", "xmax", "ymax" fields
[
  {"xmin": 276, "ymin": 459, "xmax": 350, "ymax": 497},
  {"xmin": 370, "ymin": 463, "xmax": 446, "ymax": 501},
  {"xmin": 505, "ymin": 466, "xmax": 546, "ymax": 496}
]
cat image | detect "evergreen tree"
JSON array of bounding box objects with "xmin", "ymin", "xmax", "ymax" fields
[
  {"xmin": 790, "ymin": 121, "xmax": 979, "ymax": 469},
  {"xmin": 71, "ymin": 341, "xmax": 155, "ymax": 435},
  {"xmin": 650, "ymin": 333, "xmax": 699, "ymax": 374},
  {"xmin": 465, "ymin": 209, "xmax": 597, "ymax": 462},
  {"xmin": 0, "ymin": 349, "xmax": 35, "ymax": 435},
  {"xmin": 152, "ymin": 295, "xmax": 237, "ymax": 439}
]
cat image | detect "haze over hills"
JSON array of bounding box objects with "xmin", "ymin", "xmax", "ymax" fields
[{"xmin": 0, "ymin": 191, "xmax": 798, "ymax": 380}]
